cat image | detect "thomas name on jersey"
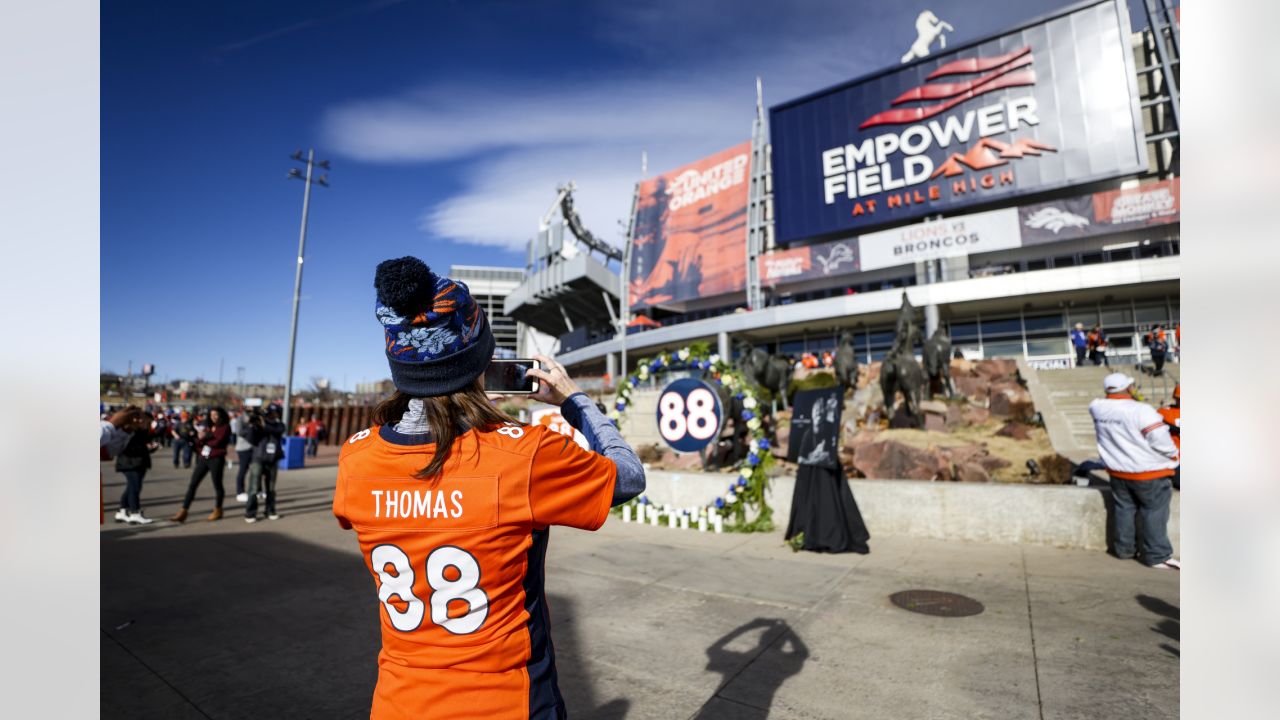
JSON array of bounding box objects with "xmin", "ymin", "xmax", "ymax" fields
[{"xmin": 369, "ymin": 489, "xmax": 464, "ymax": 520}]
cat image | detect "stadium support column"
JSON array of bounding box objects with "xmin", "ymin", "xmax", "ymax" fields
[
  {"xmin": 718, "ymin": 331, "xmax": 730, "ymax": 361},
  {"xmin": 620, "ymin": 181, "xmax": 639, "ymax": 381},
  {"xmin": 745, "ymin": 77, "xmax": 772, "ymax": 311},
  {"xmin": 607, "ymin": 353, "xmax": 617, "ymax": 381},
  {"xmin": 925, "ymin": 304, "xmax": 939, "ymax": 339}
]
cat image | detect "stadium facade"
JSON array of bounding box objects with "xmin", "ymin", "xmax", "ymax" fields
[{"xmin": 506, "ymin": 0, "xmax": 1180, "ymax": 374}]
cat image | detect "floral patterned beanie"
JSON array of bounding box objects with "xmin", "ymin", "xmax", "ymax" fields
[{"xmin": 374, "ymin": 256, "xmax": 495, "ymax": 397}]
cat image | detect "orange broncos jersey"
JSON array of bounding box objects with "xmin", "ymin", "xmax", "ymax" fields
[{"xmin": 333, "ymin": 422, "xmax": 616, "ymax": 720}]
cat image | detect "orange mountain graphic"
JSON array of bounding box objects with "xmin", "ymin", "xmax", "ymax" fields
[{"xmin": 929, "ymin": 137, "xmax": 1057, "ymax": 179}]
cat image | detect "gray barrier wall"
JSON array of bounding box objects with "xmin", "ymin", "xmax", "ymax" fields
[{"xmin": 638, "ymin": 470, "xmax": 1180, "ymax": 553}]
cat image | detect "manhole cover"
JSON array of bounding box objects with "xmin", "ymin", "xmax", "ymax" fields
[{"xmin": 889, "ymin": 590, "xmax": 984, "ymax": 617}]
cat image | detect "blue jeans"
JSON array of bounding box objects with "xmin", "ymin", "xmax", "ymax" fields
[
  {"xmin": 306, "ymin": 436, "xmax": 318, "ymax": 456},
  {"xmin": 172, "ymin": 439, "xmax": 192, "ymax": 467},
  {"xmin": 1109, "ymin": 475, "xmax": 1174, "ymax": 565}
]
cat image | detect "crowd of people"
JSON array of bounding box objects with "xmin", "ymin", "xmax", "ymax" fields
[
  {"xmin": 1070, "ymin": 322, "xmax": 1179, "ymax": 370},
  {"xmin": 98, "ymin": 404, "xmax": 320, "ymax": 524}
]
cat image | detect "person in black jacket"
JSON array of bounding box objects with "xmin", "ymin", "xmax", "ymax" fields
[
  {"xmin": 114, "ymin": 411, "xmax": 158, "ymax": 525},
  {"xmin": 245, "ymin": 406, "xmax": 286, "ymax": 522}
]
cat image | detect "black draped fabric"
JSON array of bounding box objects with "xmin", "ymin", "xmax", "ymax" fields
[{"xmin": 785, "ymin": 463, "xmax": 870, "ymax": 554}]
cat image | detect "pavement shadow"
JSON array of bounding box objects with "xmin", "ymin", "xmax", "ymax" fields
[
  {"xmin": 102, "ymin": 531, "xmax": 380, "ymax": 719},
  {"xmin": 102, "ymin": 531, "xmax": 627, "ymax": 719},
  {"xmin": 1136, "ymin": 594, "xmax": 1180, "ymax": 658},
  {"xmin": 545, "ymin": 593, "xmax": 631, "ymax": 719},
  {"xmin": 691, "ymin": 618, "xmax": 809, "ymax": 719}
]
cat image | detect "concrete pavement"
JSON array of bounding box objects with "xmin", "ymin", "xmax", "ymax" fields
[{"xmin": 101, "ymin": 457, "xmax": 1178, "ymax": 719}]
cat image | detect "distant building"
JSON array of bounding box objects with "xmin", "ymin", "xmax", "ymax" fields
[{"xmin": 449, "ymin": 265, "xmax": 555, "ymax": 358}]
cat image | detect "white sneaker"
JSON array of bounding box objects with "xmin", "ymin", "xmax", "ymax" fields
[
  {"xmin": 114, "ymin": 509, "xmax": 129, "ymax": 523},
  {"xmin": 245, "ymin": 516, "xmax": 258, "ymax": 524},
  {"xmin": 258, "ymin": 492, "xmax": 266, "ymax": 501},
  {"xmin": 236, "ymin": 493, "xmax": 249, "ymax": 503},
  {"xmin": 268, "ymin": 513, "xmax": 281, "ymax": 520},
  {"xmin": 126, "ymin": 512, "xmax": 155, "ymax": 525},
  {"xmin": 1150, "ymin": 559, "xmax": 1181, "ymax": 570}
]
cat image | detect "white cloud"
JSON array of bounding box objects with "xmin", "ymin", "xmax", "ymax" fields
[{"xmin": 319, "ymin": 0, "xmax": 894, "ymax": 250}]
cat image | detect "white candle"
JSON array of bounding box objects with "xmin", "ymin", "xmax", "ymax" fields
[
  {"xmin": 650, "ymin": 510, "xmax": 660, "ymax": 526},
  {"xmin": 698, "ymin": 516, "xmax": 707, "ymax": 532},
  {"xmin": 713, "ymin": 515, "xmax": 723, "ymax": 534},
  {"xmin": 668, "ymin": 512, "xmax": 678, "ymax": 529},
  {"xmin": 679, "ymin": 515, "xmax": 690, "ymax": 530},
  {"xmin": 622, "ymin": 506, "xmax": 632, "ymax": 523}
]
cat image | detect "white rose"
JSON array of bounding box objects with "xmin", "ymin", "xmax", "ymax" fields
[
  {"xmin": 709, "ymin": 354, "xmax": 721, "ymax": 364},
  {"xmin": 608, "ymin": 410, "xmax": 621, "ymax": 420},
  {"xmin": 726, "ymin": 491, "xmax": 737, "ymax": 503},
  {"xmin": 743, "ymin": 396, "xmax": 758, "ymax": 409},
  {"xmin": 740, "ymin": 467, "xmax": 752, "ymax": 478},
  {"xmin": 747, "ymin": 418, "xmax": 762, "ymax": 430}
]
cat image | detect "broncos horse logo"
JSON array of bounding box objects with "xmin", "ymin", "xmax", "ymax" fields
[
  {"xmin": 902, "ymin": 10, "xmax": 954, "ymax": 64},
  {"xmin": 1024, "ymin": 207, "xmax": 1090, "ymax": 234}
]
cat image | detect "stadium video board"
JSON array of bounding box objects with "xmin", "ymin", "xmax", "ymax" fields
[
  {"xmin": 769, "ymin": 0, "xmax": 1146, "ymax": 244},
  {"xmin": 629, "ymin": 142, "xmax": 751, "ymax": 311}
]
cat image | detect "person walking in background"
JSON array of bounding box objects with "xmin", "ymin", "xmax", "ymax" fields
[
  {"xmin": 152, "ymin": 412, "xmax": 169, "ymax": 448},
  {"xmin": 1070, "ymin": 322, "xmax": 1088, "ymax": 367},
  {"xmin": 1090, "ymin": 373, "xmax": 1180, "ymax": 569},
  {"xmin": 1146, "ymin": 324, "xmax": 1169, "ymax": 375},
  {"xmin": 245, "ymin": 406, "xmax": 286, "ymax": 522},
  {"xmin": 171, "ymin": 407, "xmax": 231, "ymax": 522},
  {"xmin": 114, "ymin": 411, "xmax": 158, "ymax": 525},
  {"xmin": 171, "ymin": 410, "xmax": 195, "ymax": 468},
  {"xmin": 304, "ymin": 415, "xmax": 321, "ymax": 457},
  {"xmin": 1088, "ymin": 325, "xmax": 1109, "ymax": 367},
  {"xmin": 1158, "ymin": 383, "xmax": 1180, "ymax": 490},
  {"xmin": 230, "ymin": 409, "xmax": 255, "ymax": 502}
]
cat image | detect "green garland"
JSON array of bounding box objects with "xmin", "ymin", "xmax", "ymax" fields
[{"xmin": 610, "ymin": 344, "xmax": 775, "ymax": 533}]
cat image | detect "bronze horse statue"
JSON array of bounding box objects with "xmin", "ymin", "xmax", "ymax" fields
[
  {"xmin": 834, "ymin": 331, "xmax": 860, "ymax": 396},
  {"xmin": 922, "ymin": 327, "xmax": 954, "ymax": 399},
  {"xmin": 881, "ymin": 296, "xmax": 926, "ymax": 427},
  {"xmin": 733, "ymin": 339, "xmax": 792, "ymax": 410}
]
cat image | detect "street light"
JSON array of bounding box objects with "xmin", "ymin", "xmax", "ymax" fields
[{"xmin": 281, "ymin": 149, "xmax": 330, "ymax": 435}]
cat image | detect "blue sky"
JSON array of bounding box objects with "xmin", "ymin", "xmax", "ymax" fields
[{"xmin": 103, "ymin": 0, "xmax": 1117, "ymax": 388}]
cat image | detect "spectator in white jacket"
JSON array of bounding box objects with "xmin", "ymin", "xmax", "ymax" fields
[{"xmin": 1089, "ymin": 373, "xmax": 1180, "ymax": 569}]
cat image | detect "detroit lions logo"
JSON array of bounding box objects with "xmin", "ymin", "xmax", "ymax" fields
[
  {"xmin": 1024, "ymin": 207, "xmax": 1090, "ymax": 234},
  {"xmin": 815, "ymin": 242, "xmax": 856, "ymax": 275}
]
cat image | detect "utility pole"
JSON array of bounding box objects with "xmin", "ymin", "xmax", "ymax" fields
[{"xmin": 282, "ymin": 149, "xmax": 330, "ymax": 433}]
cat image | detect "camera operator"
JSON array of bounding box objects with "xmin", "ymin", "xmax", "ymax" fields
[{"xmin": 245, "ymin": 407, "xmax": 285, "ymax": 522}]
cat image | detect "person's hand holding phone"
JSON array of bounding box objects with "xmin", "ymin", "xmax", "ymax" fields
[{"xmin": 526, "ymin": 355, "xmax": 583, "ymax": 406}]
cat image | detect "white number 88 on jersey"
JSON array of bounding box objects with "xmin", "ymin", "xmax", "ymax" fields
[{"xmin": 655, "ymin": 378, "xmax": 722, "ymax": 453}]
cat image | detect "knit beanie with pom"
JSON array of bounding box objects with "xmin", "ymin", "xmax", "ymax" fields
[{"xmin": 374, "ymin": 256, "xmax": 495, "ymax": 397}]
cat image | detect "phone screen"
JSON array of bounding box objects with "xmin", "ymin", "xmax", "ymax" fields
[{"xmin": 484, "ymin": 359, "xmax": 540, "ymax": 394}]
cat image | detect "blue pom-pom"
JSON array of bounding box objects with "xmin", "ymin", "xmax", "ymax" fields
[
  {"xmin": 715, "ymin": 498, "xmax": 725, "ymax": 509},
  {"xmin": 735, "ymin": 392, "xmax": 744, "ymax": 400},
  {"xmin": 742, "ymin": 410, "xmax": 755, "ymax": 421},
  {"xmin": 615, "ymin": 401, "xmax": 626, "ymax": 411},
  {"xmin": 747, "ymin": 452, "xmax": 759, "ymax": 465},
  {"xmin": 375, "ymin": 256, "xmax": 436, "ymax": 316},
  {"xmin": 758, "ymin": 439, "xmax": 771, "ymax": 450},
  {"xmin": 737, "ymin": 477, "xmax": 748, "ymax": 487},
  {"xmin": 629, "ymin": 375, "xmax": 639, "ymax": 385}
]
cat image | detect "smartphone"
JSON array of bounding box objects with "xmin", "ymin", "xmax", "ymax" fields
[{"xmin": 484, "ymin": 358, "xmax": 541, "ymax": 394}]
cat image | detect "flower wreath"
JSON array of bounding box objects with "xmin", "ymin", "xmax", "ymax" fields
[{"xmin": 610, "ymin": 344, "xmax": 775, "ymax": 533}]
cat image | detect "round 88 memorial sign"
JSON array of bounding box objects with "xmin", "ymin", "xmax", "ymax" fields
[{"xmin": 656, "ymin": 377, "xmax": 722, "ymax": 453}]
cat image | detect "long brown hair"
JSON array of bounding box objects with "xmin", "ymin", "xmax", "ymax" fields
[{"xmin": 370, "ymin": 378, "xmax": 516, "ymax": 480}]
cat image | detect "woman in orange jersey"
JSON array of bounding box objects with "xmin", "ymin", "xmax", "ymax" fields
[{"xmin": 334, "ymin": 257, "xmax": 644, "ymax": 720}]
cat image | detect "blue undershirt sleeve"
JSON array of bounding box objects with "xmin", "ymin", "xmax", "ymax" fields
[{"xmin": 559, "ymin": 392, "xmax": 646, "ymax": 506}]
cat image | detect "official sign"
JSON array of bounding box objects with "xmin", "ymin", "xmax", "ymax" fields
[
  {"xmin": 761, "ymin": 238, "xmax": 860, "ymax": 286},
  {"xmin": 770, "ymin": 0, "xmax": 1145, "ymax": 243},
  {"xmin": 655, "ymin": 378, "xmax": 722, "ymax": 453},
  {"xmin": 858, "ymin": 207, "xmax": 1021, "ymax": 271}
]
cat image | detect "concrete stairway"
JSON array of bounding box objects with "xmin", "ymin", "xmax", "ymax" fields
[{"xmin": 1019, "ymin": 361, "xmax": 1179, "ymax": 463}]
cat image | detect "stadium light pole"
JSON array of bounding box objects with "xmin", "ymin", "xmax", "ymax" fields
[{"xmin": 282, "ymin": 149, "xmax": 330, "ymax": 434}]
